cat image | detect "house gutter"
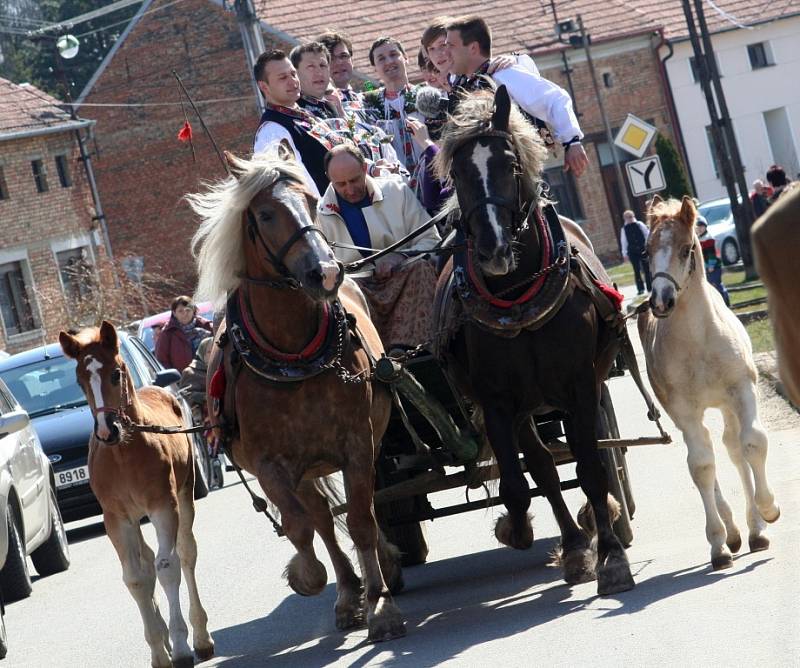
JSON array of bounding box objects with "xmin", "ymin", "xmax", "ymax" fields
[
  {"xmin": 0, "ymin": 119, "xmax": 94, "ymax": 143},
  {"xmin": 654, "ymin": 27, "xmax": 697, "ymax": 195}
]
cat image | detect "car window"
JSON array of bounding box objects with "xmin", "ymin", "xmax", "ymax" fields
[
  {"xmin": 698, "ymin": 203, "xmax": 731, "ymax": 226},
  {"xmin": 128, "ymin": 337, "xmax": 160, "ymax": 383},
  {"xmin": 118, "ymin": 344, "xmax": 145, "ymax": 389},
  {"xmin": 0, "ymin": 380, "xmax": 15, "ymax": 414},
  {"xmin": 0, "ymin": 356, "xmax": 87, "ymax": 417}
]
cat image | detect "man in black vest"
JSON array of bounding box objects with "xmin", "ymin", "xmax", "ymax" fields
[
  {"xmin": 620, "ymin": 209, "xmax": 652, "ymax": 295},
  {"xmin": 253, "ymin": 49, "xmax": 341, "ymax": 197}
]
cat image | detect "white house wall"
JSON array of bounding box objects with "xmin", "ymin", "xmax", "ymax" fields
[{"xmin": 665, "ymin": 15, "xmax": 800, "ymax": 202}]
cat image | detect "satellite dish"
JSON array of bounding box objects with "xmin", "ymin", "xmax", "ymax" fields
[{"xmin": 56, "ymin": 34, "xmax": 80, "ymax": 60}]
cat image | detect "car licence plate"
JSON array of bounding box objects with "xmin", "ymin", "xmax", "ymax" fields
[{"xmin": 56, "ymin": 465, "xmax": 89, "ymax": 489}]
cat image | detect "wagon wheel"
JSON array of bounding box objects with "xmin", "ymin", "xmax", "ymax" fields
[
  {"xmin": 600, "ymin": 383, "xmax": 635, "ymax": 518},
  {"xmin": 598, "ymin": 384, "xmax": 634, "ymax": 547}
]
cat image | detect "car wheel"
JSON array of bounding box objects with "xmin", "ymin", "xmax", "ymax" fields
[
  {"xmin": 193, "ymin": 434, "xmax": 210, "ymax": 499},
  {"xmin": 722, "ymin": 238, "xmax": 740, "ymax": 265},
  {"xmin": 30, "ymin": 487, "xmax": 70, "ymax": 577},
  {"xmin": 0, "ymin": 507, "xmax": 31, "ymax": 602}
]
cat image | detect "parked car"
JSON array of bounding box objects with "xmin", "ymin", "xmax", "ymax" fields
[
  {"xmin": 0, "ymin": 333, "xmax": 215, "ymax": 525},
  {"xmin": 697, "ymin": 197, "xmax": 741, "ymax": 265},
  {"xmin": 137, "ymin": 302, "xmax": 215, "ymax": 353},
  {"xmin": 0, "ymin": 375, "xmax": 70, "ymax": 617}
]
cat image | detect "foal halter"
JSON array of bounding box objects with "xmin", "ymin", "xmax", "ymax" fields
[{"xmin": 651, "ymin": 242, "xmax": 697, "ymax": 293}]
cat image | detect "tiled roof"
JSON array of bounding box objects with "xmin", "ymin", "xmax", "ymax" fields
[
  {"xmin": 0, "ymin": 77, "xmax": 75, "ymax": 137},
  {"xmin": 254, "ymin": 0, "xmax": 798, "ymax": 75}
]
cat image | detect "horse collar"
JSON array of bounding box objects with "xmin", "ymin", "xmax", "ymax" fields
[{"xmin": 226, "ymin": 288, "xmax": 348, "ymax": 383}]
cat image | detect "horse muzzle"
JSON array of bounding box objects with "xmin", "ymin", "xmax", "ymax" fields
[
  {"xmin": 649, "ymin": 287, "xmax": 676, "ymax": 318},
  {"xmin": 477, "ymin": 241, "xmax": 515, "ymax": 277},
  {"xmin": 94, "ymin": 410, "xmax": 122, "ymax": 444},
  {"xmin": 303, "ymin": 260, "xmax": 343, "ymax": 302}
]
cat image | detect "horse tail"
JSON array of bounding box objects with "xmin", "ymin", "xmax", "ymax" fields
[{"xmin": 314, "ymin": 475, "xmax": 350, "ymax": 536}]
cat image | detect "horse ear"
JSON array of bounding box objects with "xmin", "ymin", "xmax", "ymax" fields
[
  {"xmin": 679, "ymin": 195, "xmax": 697, "ymax": 227},
  {"xmin": 277, "ymin": 139, "xmax": 294, "ymax": 162},
  {"xmin": 649, "ymin": 194, "xmax": 663, "ymax": 209},
  {"xmin": 59, "ymin": 331, "xmax": 81, "ymax": 359},
  {"xmin": 492, "ymin": 85, "xmax": 511, "ymax": 132},
  {"xmin": 224, "ymin": 151, "xmax": 243, "ymax": 180},
  {"xmin": 99, "ymin": 320, "xmax": 119, "ymax": 352}
]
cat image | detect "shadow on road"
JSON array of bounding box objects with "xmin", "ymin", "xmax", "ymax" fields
[
  {"xmin": 66, "ymin": 520, "xmax": 107, "ymax": 544},
  {"xmin": 207, "ymin": 539, "xmax": 774, "ymax": 667}
]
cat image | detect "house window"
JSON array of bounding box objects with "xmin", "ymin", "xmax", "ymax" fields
[
  {"xmin": 543, "ymin": 167, "xmax": 584, "ymax": 221},
  {"xmin": 689, "ymin": 54, "xmax": 721, "ymax": 83},
  {"xmin": 55, "ymin": 155, "xmax": 72, "ymax": 188},
  {"xmin": 0, "ymin": 262, "xmax": 36, "ymax": 336},
  {"xmin": 31, "ymin": 159, "xmax": 48, "ymax": 193},
  {"xmin": 747, "ymin": 42, "xmax": 773, "ymax": 69},
  {"xmin": 705, "ymin": 125, "xmax": 724, "ymax": 178},
  {"xmin": 57, "ymin": 247, "xmax": 95, "ymax": 303},
  {"xmin": 0, "ymin": 167, "xmax": 8, "ymax": 200}
]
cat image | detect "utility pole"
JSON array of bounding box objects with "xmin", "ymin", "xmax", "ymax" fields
[
  {"xmin": 576, "ymin": 15, "xmax": 632, "ymax": 212},
  {"xmin": 681, "ymin": 0, "xmax": 756, "ymax": 278},
  {"xmin": 234, "ymin": 0, "xmax": 266, "ymax": 114}
]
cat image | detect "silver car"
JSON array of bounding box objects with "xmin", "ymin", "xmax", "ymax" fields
[{"xmin": 697, "ymin": 197, "xmax": 741, "ymax": 266}]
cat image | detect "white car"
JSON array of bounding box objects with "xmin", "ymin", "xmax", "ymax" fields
[{"xmin": 697, "ymin": 198, "xmax": 741, "ymax": 266}]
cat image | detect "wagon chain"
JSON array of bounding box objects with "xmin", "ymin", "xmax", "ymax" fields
[{"xmin": 493, "ymin": 252, "xmax": 568, "ymax": 298}]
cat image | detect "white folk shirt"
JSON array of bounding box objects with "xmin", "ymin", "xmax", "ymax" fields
[
  {"xmin": 253, "ymin": 122, "xmax": 321, "ymax": 198},
  {"xmin": 317, "ymin": 175, "xmax": 441, "ymax": 267},
  {"xmin": 492, "ymin": 56, "xmax": 583, "ymax": 144}
]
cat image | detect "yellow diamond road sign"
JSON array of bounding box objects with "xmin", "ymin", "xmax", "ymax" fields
[{"xmin": 614, "ymin": 114, "xmax": 657, "ymax": 158}]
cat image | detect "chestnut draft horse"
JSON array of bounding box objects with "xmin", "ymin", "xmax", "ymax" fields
[
  {"xmin": 188, "ymin": 151, "xmax": 404, "ymax": 641},
  {"xmin": 433, "ymin": 86, "xmax": 634, "ymax": 595},
  {"xmin": 59, "ymin": 322, "xmax": 214, "ymax": 668},
  {"xmin": 639, "ymin": 195, "xmax": 780, "ymax": 570}
]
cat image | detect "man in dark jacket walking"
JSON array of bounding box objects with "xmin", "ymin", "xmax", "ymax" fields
[
  {"xmin": 619, "ymin": 210, "xmax": 652, "ymax": 295},
  {"xmin": 155, "ymin": 296, "xmax": 212, "ymax": 372}
]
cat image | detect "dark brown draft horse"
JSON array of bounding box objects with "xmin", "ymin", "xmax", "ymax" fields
[
  {"xmin": 188, "ymin": 151, "xmax": 404, "ymax": 641},
  {"xmin": 434, "ymin": 86, "xmax": 634, "ymax": 595},
  {"xmin": 60, "ymin": 322, "xmax": 214, "ymax": 668}
]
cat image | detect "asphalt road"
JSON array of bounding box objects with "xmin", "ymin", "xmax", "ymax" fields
[{"xmin": 7, "ymin": 342, "xmax": 800, "ymax": 667}]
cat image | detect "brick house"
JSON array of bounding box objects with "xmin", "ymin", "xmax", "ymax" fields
[
  {"xmin": 0, "ymin": 77, "xmax": 107, "ymax": 353},
  {"xmin": 79, "ymin": 0, "xmax": 685, "ymax": 289}
]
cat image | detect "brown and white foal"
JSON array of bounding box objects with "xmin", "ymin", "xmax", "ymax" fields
[{"xmin": 60, "ymin": 322, "xmax": 214, "ymax": 668}]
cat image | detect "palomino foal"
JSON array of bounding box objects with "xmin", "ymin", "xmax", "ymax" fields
[
  {"xmin": 60, "ymin": 322, "xmax": 214, "ymax": 667},
  {"xmin": 638, "ymin": 196, "xmax": 780, "ymax": 570}
]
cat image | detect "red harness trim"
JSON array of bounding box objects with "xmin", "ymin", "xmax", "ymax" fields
[
  {"xmin": 209, "ymin": 367, "xmax": 226, "ymax": 400},
  {"xmin": 594, "ymin": 281, "xmax": 624, "ymax": 311},
  {"xmin": 466, "ymin": 208, "xmax": 552, "ymax": 308},
  {"xmin": 237, "ymin": 289, "xmax": 330, "ymax": 363}
]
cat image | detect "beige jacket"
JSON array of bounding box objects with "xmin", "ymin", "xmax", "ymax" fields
[{"xmin": 317, "ymin": 175, "xmax": 441, "ymax": 267}]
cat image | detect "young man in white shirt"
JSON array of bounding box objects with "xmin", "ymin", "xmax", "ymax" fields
[{"xmin": 444, "ymin": 15, "xmax": 589, "ymax": 178}]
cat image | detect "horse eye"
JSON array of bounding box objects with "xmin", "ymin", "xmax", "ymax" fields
[
  {"xmin": 682, "ymin": 245, "xmax": 692, "ymax": 259},
  {"xmin": 111, "ymin": 369, "xmax": 122, "ymax": 385}
]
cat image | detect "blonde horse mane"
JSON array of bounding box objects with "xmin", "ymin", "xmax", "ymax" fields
[
  {"xmin": 646, "ymin": 196, "xmax": 695, "ymax": 228},
  {"xmin": 187, "ymin": 151, "xmax": 310, "ymax": 306},
  {"xmin": 433, "ymin": 90, "xmax": 549, "ymax": 216}
]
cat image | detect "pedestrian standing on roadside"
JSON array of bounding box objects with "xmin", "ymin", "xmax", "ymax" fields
[
  {"xmin": 751, "ymin": 179, "xmax": 771, "ymax": 218},
  {"xmin": 155, "ymin": 296, "xmax": 212, "ymax": 372},
  {"xmin": 766, "ymin": 164, "xmax": 792, "ymax": 203},
  {"xmin": 696, "ymin": 216, "xmax": 731, "ymax": 307},
  {"xmin": 619, "ymin": 210, "xmax": 652, "ymax": 295}
]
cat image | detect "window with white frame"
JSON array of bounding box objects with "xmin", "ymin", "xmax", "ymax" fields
[
  {"xmin": 747, "ymin": 42, "xmax": 774, "ymax": 70},
  {"xmin": 0, "ymin": 261, "xmax": 36, "ymax": 335}
]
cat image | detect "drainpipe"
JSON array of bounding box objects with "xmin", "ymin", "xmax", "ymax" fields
[{"xmin": 654, "ymin": 28, "xmax": 697, "ymax": 196}]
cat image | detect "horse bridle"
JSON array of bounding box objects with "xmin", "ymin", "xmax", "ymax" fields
[
  {"xmin": 651, "ymin": 241, "xmax": 697, "ymax": 293},
  {"xmin": 92, "ymin": 361, "xmax": 133, "ymax": 441},
  {"xmin": 244, "ymin": 176, "xmax": 342, "ymax": 292},
  {"xmin": 451, "ymin": 127, "xmax": 532, "ymax": 240}
]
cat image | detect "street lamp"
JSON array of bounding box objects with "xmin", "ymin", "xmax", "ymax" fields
[{"xmin": 56, "ymin": 34, "xmax": 80, "ymax": 59}]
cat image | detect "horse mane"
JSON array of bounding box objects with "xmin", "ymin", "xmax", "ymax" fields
[
  {"xmin": 188, "ymin": 151, "xmax": 311, "ymax": 306},
  {"xmin": 647, "ymin": 197, "xmax": 689, "ymax": 227},
  {"xmin": 433, "ymin": 90, "xmax": 549, "ymax": 216},
  {"xmin": 72, "ymin": 326, "xmax": 102, "ymax": 347}
]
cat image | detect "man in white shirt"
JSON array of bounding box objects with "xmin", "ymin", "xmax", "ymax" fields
[
  {"xmin": 317, "ymin": 144, "xmax": 440, "ymax": 348},
  {"xmin": 444, "ymin": 15, "xmax": 589, "ymax": 177},
  {"xmin": 619, "ymin": 209, "xmax": 652, "ymax": 294}
]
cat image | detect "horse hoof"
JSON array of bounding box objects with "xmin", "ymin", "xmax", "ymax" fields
[
  {"xmin": 336, "ymin": 604, "xmax": 364, "ymax": 631},
  {"xmin": 726, "ymin": 532, "xmax": 742, "ymax": 554},
  {"xmin": 749, "ymin": 534, "xmax": 770, "ymax": 552},
  {"xmin": 760, "ymin": 504, "xmax": 780, "ymax": 524},
  {"xmin": 195, "ymin": 640, "xmax": 215, "ymax": 661},
  {"xmin": 494, "ymin": 513, "xmax": 533, "ymax": 550},
  {"xmin": 285, "ymin": 553, "xmax": 327, "ymax": 596},
  {"xmin": 366, "ymin": 599, "xmax": 406, "ymax": 643},
  {"xmin": 711, "ymin": 553, "xmax": 733, "ymax": 571},
  {"xmin": 563, "ymin": 547, "xmax": 597, "ymax": 585},
  {"xmin": 597, "ymin": 552, "xmax": 635, "ymax": 596}
]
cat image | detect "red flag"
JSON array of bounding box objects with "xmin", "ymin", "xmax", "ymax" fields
[{"xmin": 177, "ymin": 120, "xmax": 193, "ymax": 142}]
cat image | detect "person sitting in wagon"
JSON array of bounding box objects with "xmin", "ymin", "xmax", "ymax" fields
[{"xmin": 317, "ymin": 144, "xmax": 441, "ymax": 351}]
